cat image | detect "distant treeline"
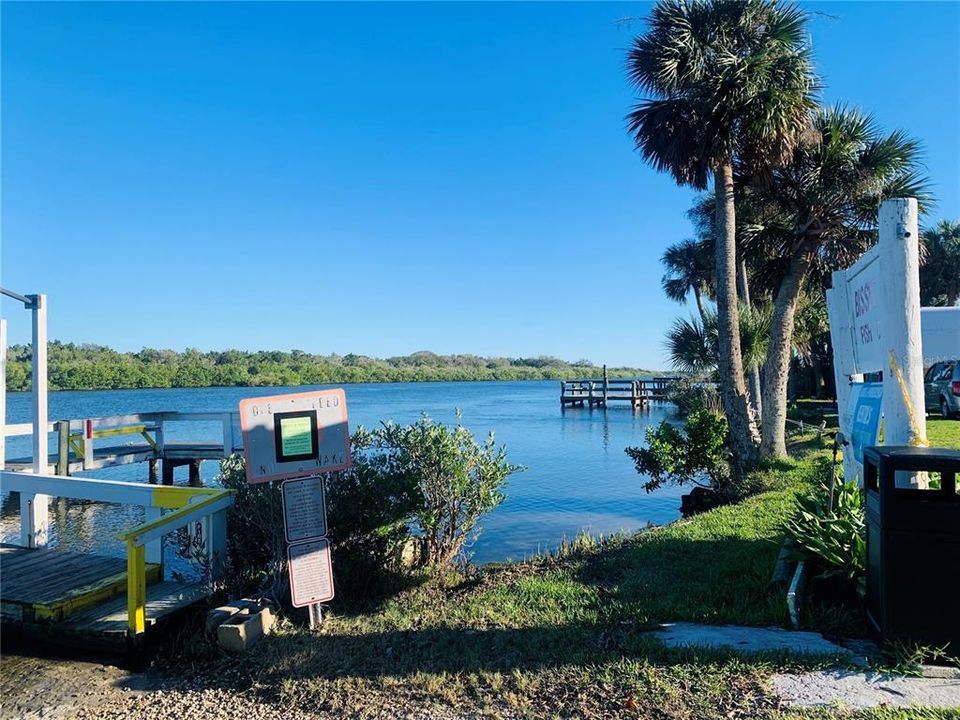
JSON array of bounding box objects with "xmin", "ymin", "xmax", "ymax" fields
[{"xmin": 3, "ymin": 343, "xmax": 654, "ymax": 392}]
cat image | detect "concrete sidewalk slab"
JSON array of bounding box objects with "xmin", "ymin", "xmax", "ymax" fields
[
  {"xmin": 650, "ymin": 622, "xmax": 854, "ymax": 658},
  {"xmin": 773, "ymin": 670, "xmax": 960, "ymax": 709}
]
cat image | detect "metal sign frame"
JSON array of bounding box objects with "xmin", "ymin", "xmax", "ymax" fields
[{"xmin": 239, "ymin": 389, "xmax": 350, "ymax": 485}]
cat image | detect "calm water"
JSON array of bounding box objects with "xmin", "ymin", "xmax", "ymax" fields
[{"xmin": 2, "ymin": 381, "xmax": 683, "ymax": 567}]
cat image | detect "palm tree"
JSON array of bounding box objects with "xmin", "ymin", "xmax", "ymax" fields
[
  {"xmin": 742, "ymin": 106, "xmax": 930, "ymax": 457},
  {"xmin": 920, "ymin": 220, "xmax": 960, "ymax": 306},
  {"xmin": 627, "ymin": 0, "xmax": 817, "ymax": 472},
  {"xmin": 666, "ymin": 304, "xmax": 769, "ymax": 380},
  {"xmin": 661, "ymin": 237, "xmax": 714, "ymax": 324}
]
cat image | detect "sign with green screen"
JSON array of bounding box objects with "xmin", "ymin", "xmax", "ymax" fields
[
  {"xmin": 273, "ymin": 410, "xmax": 318, "ymax": 463},
  {"xmin": 239, "ymin": 389, "xmax": 350, "ymax": 484},
  {"xmin": 280, "ymin": 416, "xmax": 313, "ymax": 456}
]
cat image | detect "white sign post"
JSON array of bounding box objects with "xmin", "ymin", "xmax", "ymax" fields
[
  {"xmin": 826, "ymin": 198, "xmax": 928, "ymax": 487},
  {"xmin": 239, "ymin": 389, "xmax": 350, "ymax": 628}
]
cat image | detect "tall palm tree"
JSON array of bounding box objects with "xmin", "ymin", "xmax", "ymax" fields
[
  {"xmin": 743, "ymin": 106, "xmax": 930, "ymax": 457},
  {"xmin": 626, "ymin": 0, "xmax": 817, "ymax": 472},
  {"xmin": 661, "ymin": 237, "xmax": 714, "ymax": 324},
  {"xmin": 920, "ymin": 220, "xmax": 960, "ymax": 306}
]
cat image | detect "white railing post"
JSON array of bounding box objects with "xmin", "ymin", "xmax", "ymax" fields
[
  {"xmin": 144, "ymin": 506, "xmax": 163, "ymax": 565},
  {"xmin": 22, "ymin": 294, "xmax": 50, "ymax": 547},
  {"xmin": 221, "ymin": 414, "xmax": 232, "ymax": 456},
  {"xmin": 1, "ymin": 318, "xmax": 6, "ymax": 471}
]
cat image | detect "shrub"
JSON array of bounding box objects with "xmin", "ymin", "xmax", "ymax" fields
[
  {"xmin": 783, "ymin": 479, "xmax": 866, "ymax": 594},
  {"xmin": 214, "ymin": 430, "xmax": 420, "ymax": 606},
  {"xmin": 373, "ymin": 413, "xmax": 523, "ymax": 566},
  {"xmin": 625, "ymin": 408, "xmax": 733, "ymax": 499},
  {"xmin": 665, "ymin": 377, "xmax": 722, "ymax": 416}
]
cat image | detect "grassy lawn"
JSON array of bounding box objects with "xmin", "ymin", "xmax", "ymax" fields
[{"xmin": 167, "ymin": 416, "xmax": 960, "ymax": 719}]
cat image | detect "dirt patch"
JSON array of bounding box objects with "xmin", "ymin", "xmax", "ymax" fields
[{"xmin": 0, "ymin": 652, "xmax": 153, "ymax": 720}]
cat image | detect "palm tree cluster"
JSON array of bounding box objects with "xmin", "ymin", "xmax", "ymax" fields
[{"xmin": 627, "ymin": 0, "xmax": 954, "ymax": 470}]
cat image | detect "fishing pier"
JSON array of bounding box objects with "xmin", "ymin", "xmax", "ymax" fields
[{"xmin": 560, "ymin": 374, "xmax": 678, "ymax": 408}]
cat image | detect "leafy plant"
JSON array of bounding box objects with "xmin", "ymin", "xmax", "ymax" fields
[
  {"xmin": 625, "ymin": 409, "xmax": 733, "ymax": 498},
  {"xmin": 664, "ymin": 377, "xmax": 722, "ymax": 416},
  {"xmin": 212, "ymin": 430, "xmax": 421, "ymax": 607},
  {"xmin": 783, "ymin": 479, "xmax": 866, "ymax": 591},
  {"xmin": 373, "ymin": 413, "xmax": 523, "ymax": 567}
]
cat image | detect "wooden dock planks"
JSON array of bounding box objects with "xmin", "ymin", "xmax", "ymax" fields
[
  {"xmin": 0, "ymin": 544, "xmax": 160, "ymax": 622},
  {"xmin": 60, "ymin": 581, "xmax": 207, "ymax": 636}
]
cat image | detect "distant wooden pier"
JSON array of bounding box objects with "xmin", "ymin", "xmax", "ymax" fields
[{"xmin": 560, "ymin": 373, "xmax": 678, "ymax": 408}]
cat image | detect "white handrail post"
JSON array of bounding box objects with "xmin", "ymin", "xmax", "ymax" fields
[
  {"xmin": 144, "ymin": 506, "xmax": 163, "ymax": 565},
  {"xmin": 221, "ymin": 414, "xmax": 232, "ymax": 456},
  {"xmin": 22, "ymin": 294, "xmax": 50, "ymax": 547},
  {"xmin": 1, "ymin": 318, "xmax": 7, "ymax": 471}
]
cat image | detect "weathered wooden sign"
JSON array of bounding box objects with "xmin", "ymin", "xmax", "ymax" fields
[
  {"xmin": 239, "ymin": 390, "xmax": 350, "ymax": 484},
  {"xmin": 288, "ymin": 538, "xmax": 335, "ymax": 607},
  {"xmin": 281, "ymin": 475, "xmax": 328, "ymax": 543}
]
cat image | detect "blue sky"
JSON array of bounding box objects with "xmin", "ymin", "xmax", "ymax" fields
[{"xmin": 2, "ymin": 1, "xmax": 958, "ymax": 369}]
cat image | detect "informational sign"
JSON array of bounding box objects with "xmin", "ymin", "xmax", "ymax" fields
[
  {"xmin": 288, "ymin": 538, "xmax": 335, "ymax": 607},
  {"xmin": 239, "ymin": 389, "xmax": 350, "ymax": 484},
  {"xmin": 281, "ymin": 476, "xmax": 328, "ymax": 543},
  {"xmin": 850, "ymin": 383, "xmax": 883, "ymax": 463},
  {"xmin": 845, "ymin": 247, "xmax": 884, "ymax": 374}
]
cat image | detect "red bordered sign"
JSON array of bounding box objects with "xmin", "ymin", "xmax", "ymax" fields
[{"xmin": 287, "ymin": 537, "xmax": 335, "ymax": 607}]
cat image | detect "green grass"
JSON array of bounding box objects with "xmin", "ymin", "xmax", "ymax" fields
[{"xmin": 166, "ymin": 416, "xmax": 960, "ymax": 719}]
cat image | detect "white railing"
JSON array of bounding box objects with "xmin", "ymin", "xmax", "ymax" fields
[{"xmin": 0, "ymin": 470, "xmax": 234, "ymax": 637}]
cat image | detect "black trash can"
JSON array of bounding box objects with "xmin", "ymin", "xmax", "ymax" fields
[{"xmin": 863, "ymin": 446, "xmax": 960, "ymax": 654}]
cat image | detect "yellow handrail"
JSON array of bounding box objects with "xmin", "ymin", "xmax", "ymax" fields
[{"xmin": 120, "ymin": 489, "xmax": 234, "ymax": 635}]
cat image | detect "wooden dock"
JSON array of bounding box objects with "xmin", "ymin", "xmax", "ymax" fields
[
  {"xmin": 3, "ymin": 412, "xmax": 242, "ymax": 485},
  {"xmin": 0, "ymin": 471, "xmax": 233, "ymax": 656},
  {"xmin": 560, "ymin": 376, "xmax": 678, "ymax": 408}
]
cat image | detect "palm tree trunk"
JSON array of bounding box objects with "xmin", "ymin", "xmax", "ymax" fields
[
  {"xmin": 714, "ymin": 163, "xmax": 759, "ymax": 472},
  {"xmin": 760, "ymin": 245, "xmax": 814, "ymax": 458},
  {"xmin": 735, "ymin": 257, "xmax": 763, "ymax": 423},
  {"xmin": 694, "ymin": 287, "xmax": 707, "ymax": 326}
]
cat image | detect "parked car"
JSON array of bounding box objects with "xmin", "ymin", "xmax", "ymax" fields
[{"xmin": 923, "ymin": 360, "xmax": 960, "ymax": 419}]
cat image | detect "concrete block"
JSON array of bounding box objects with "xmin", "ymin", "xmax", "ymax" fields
[
  {"xmin": 217, "ymin": 607, "xmax": 275, "ymax": 653},
  {"xmin": 205, "ymin": 604, "xmax": 246, "ymax": 637}
]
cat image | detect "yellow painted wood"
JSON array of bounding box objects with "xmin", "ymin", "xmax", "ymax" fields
[
  {"xmin": 127, "ymin": 542, "xmax": 146, "ymax": 635},
  {"xmin": 68, "ymin": 434, "xmax": 85, "ymax": 458},
  {"xmin": 121, "ymin": 490, "xmax": 231, "ymax": 543},
  {"xmin": 92, "ymin": 425, "xmax": 149, "ymax": 439},
  {"xmin": 33, "ymin": 564, "xmax": 161, "ymax": 620},
  {"xmin": 149, "ymin": 485, "xmax": 222, "ymax": 510}
]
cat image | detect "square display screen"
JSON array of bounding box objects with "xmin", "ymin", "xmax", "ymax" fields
[{"xmin": 274, "ymin": 410, "xmax": 319, "ymax": 463}]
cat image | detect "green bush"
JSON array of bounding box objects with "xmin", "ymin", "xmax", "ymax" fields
[
  {"xmin": 211, "ymin": 415, "xmax": 520, "ymax": 607},
  {"xmin": 215, "ymin": 431, "xmax": 420, "ymax": 605},
  {"xmin": 373, "ymin": 413, "xmax": 523, "ymax": 567},
  {"xmin": 783, "ymin": 479, "xmax": 866, "ymax": 592},
  {"xmin": 625, "ymin": 408, "xmax": 734, "ymax": 498}
]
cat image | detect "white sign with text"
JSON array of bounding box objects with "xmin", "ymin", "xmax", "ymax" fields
[
  {"xmin": 281, "ymin": 476, "xmax": 328, "ymax": 543},
  {"xmin": 288, "ymin": 538, "xmax": 335, "ymax": 607}
]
